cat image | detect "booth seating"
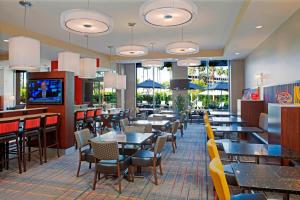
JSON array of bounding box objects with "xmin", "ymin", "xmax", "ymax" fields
[
  {"xmin": 42, "ymin": 114, "xmax": 60, "ymax": 163},
  {"xmin": 0, "ymin": 119, "xmax": 22, "ymax": 173}
]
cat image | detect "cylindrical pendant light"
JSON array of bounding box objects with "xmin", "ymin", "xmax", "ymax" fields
[
  {"xmin": 58, "ymin": 51, "xmax": 80, "ymax": 75},
  {"xmin": 9, "ymin": 36, "xmax": 40, "ymax": 71},
  {"xmin": 116, "ymin": 75, "xmax": 126, "ymax": 90},
  {"xmin": 79, "ymin": 58, "xmax": 96, "ymax": 79},
  {"xmin": 104, "ymin": 71, "xmax": 117, "ymax": 89}
]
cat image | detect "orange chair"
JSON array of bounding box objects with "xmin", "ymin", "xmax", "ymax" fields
[
  {"xmin": 85, "ymin": 109, "xmax": 96, "ymax": 134},
  {"xmin": 0, "ymin": 119, "xmax": 22, "ymax": 173},
  {"xmin": 74, "ymin": 110, "xmax": 85, "ymax": 131},
  {"xmin": 94, "ymin": 108, "xmax": 102, "ymax": 131},
  {"xmin": 209, "ymin": 158, "xmax": 266, "ymax": 200}
]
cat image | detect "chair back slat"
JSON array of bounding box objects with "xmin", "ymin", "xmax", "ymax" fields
[
  {"xmin": 0, "ymin": 119, "xmax": 20, "ymax": 135},
  {"xmin": 95, "ymin": 109, "xmax": 102, "ymax": 117},
  {"xmin": 45, "ymin": 115, "xmax": 59, "ymax": 126},
  {"xmin": 207, "ymin": 139, "xmax": 220, "ymax": 160},
  {"xmin": 154, "ymin": 135, "xmax": 167, "ymax": 154},
  {"xmin": 91, "ymin": 141, "xmax": 119, "ymax": 160},
  {"xmin": 74, "ymin": 129, "xmax": 93, "ymax": 148},
  {"xmin": 209, "ymin": 158, "xmax": 230, "ymax": 200},
  {"xmin": 75, "ymin": 111, "xmax": 85, "ymax": 120},
  {"xmin": 86, "ymin": 110, "xmax": 95, "ymax": 118},
  {"xmin": 24, "ymin": 117, "xmax": 41, "ymax": 130}
]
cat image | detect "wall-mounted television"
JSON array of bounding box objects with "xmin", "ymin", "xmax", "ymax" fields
[{"xmin": 27, "ymin": 79, "xmax": 63, "ymax": 104}]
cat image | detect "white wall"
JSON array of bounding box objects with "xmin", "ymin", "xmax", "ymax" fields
[
  {"xmin": 0, "ymin": 66, "xmax": 16, "ymax": 109},
  {"xmin": 245, "ymin": 9, "xmax": 300, "ymax": 88}
]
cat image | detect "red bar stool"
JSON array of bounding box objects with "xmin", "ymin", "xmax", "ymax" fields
[
  {"xmin": 74, "ymin": 111, "xmax": 85, "ymax": 131},
  {"xmin": 42, "ymin": 114, "xmax": 60, "ymax": 163},
  {"xmin": 85, "ymin": 109, "xmax": 96, "ymax": 134},
  {"xmin": 20, "ymin": 116, "xmax": 43, "ymax": 172},
  {"xmin": 0, "ymin": 119, "xmax": 22, "ymax": 173},
  {"xmin": 94, "ymin": 108, "xmax": 102, "ymax": 131}
]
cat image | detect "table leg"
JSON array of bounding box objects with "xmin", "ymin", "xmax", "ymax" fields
[
  {"xmin": 256, "ymin": 156, "xmax": 259, "ymax": 164},
  {"xmin": 283, "ymin": 193, "xmax": 289, "ymax": 200}
]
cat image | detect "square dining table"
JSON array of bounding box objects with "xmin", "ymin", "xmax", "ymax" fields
[
  {"xmin": 210, "ymin": 116, "xmax": 246, "ymax": 125},
  {"xmin": 212, "ymin": 126, "xmax": 264, "ymax": 141},
  {"xmin": 222, "ymin": 141, "xmax": 300, "ymax": 164},
  {"xmin": 148, "ymin": 114, "xmax": 177, "ymax": 121},
  {"xmin": 132, "ymin": 120, "xmax": 170, "ymax": 130},
  {"xmin": 231, "ymin": 163, "xmax": 300, "ymax": 200}
]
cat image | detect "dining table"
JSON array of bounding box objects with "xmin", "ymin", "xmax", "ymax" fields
[
  {"xmin": 231, "ymin": 163, "xmax": 300, "ymax": 200},
  {"xmin": 222, "ymin": 140, "xmax": 300, "ymax": 164},
  {"xmin": 209, "ymin": 111, "xmax": 236, "ymax": 117},
  {"xmin": 148, "ymin": 114, "xmax": 177, "ymax": 121},
  {"xmin": 132, "ymin": 120, "xmax": 170, "ymax": 130},
  {"xmin": 212, "ymin": 126, "xmax": 264, "ymax": 141},
  {"xmin": 210, "ymin": 116, "xmax": 246, "ymax": 125},
  {"xmin": 160, "ymin": 110, "xmax": 176, "ymax": 114}
]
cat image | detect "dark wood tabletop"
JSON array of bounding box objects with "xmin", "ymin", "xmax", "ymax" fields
[
  {"xmin": 210, "ymin": 116, "xmax": 246, "ymax": 124},
  {"xmin": 148, "ymin": 114, "xmax": 176, "ymax": 121},
  {"xmin": 132, "ymin": 120, "xmax": 170, "ymax": 129},
  {"xmin": 212, "ymin": 126, "xmax": 263, "ymax": 133},
  {"xmin": 160, "ymin": 110, "xmax": 176, "ymax": 114},
  {"xmin": 232, "ymin": 163, "xmax": 300, "ymax": 198},
  {"xmin": 222, "ymin": 141, "xmax": 300, "ymax": 162},
  {"xmin": 90, "ymin": 131, "xmax": 154, "ymax": 145},
  {"xmin": 0, "ymin": 112, "xmax": 60, "ymax": 122},
  {"xmin": 209, "ymin": 111, "xmax": 235, "ymax": 117}
]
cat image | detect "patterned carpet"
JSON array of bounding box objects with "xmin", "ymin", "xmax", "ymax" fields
[{"xmin": 0, "ymin": 123, "xmax": 213, "ymax": 200}]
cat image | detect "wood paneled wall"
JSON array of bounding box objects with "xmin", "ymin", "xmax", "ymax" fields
[{"xmin": 241, "ymin": 100, "xmax": 265, "ymax": 127}]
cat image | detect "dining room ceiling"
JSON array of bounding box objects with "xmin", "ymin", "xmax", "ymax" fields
[{"xmin": 0, "ymin": 0, "xmax": 299, "ymax": 64}]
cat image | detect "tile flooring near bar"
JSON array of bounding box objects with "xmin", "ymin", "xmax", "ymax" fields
[
  {"xmin": 0, "ymin": 124, "xmax": 300, "ymax": 200},
  {"xmin": 0, "ymin": 124, "xmax": 209, "ymax": 200}
]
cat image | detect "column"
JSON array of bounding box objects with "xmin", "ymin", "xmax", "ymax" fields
[{"xmin": 230, "ymin": 59, "xmax": 245, "ymax": 114}]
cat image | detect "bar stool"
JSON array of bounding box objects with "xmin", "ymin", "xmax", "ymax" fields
[
  {"xmin": 0, "ymin": 119, "xmax": 22, "ymax": 173},
  {"xmin": 74, "ymin": 110, "xmax": 85, "ymax": 131},
  {"xmin": 85, "ymin": 109, "xmax": 96, "ymax": 134},
  {"xmin": 20, "ymin": 116, "xmax": 43, "ymax": 172},
  {"xmin": 94, "ymin": 108, "xmax": 102, "ymax": 131},
  {"xmin": 42, "ymin": 114, "xmax": 60, "ymax": 163}
]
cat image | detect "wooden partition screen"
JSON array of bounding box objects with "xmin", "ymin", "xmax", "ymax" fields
[
  {"xmin": 241, "ymin": 100, "xmax": 265, "ymax": 127},
  {"xmin": 0, "ymin": 96, "xmax": 3, "ymax": 111},
  {"xmin": 27, "ymin": 71, "xmax": 74, "ymax": 149}
]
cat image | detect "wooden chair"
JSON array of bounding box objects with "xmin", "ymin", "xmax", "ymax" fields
[
  {"xmin": 130, "ymin": 135, "xmax": 167, "ymax": 185},
  {"xmin": 209, "ymin": 158, "xmax": 267, "ymax": 200},
  {"xmin": 74, "ymin": 129, "xmax": 94, "ymax": 177},
  {"xmin": 165, "ymin": 120, "xmax": 179, "ymax": 153},
  {"xmin": 0, "ymin": 119, "xmax": 22, "ymax": 173},
  {"xmin": 42, "ymin": 114, "xmax": 60, "ymax": 163},
  {"xmin": 21, "ymin": 116, "xmax": 43, "ymax": 172},
  {"xmin": 91, "ymin": 140, "xmax": 131, "ymax": 193}
]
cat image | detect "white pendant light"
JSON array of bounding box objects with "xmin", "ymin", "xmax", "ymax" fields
[
  {"xmin": 116, "ymin": 23, "xmax": 148, "ymax": 57},
  {"xmin": 116, "ymin": 75, "xmax": 126, "ymax": 90},
  {"xmin": 166, "ymin": 25, "xmax": 199, "ymax": 55},
  {"xmin": 140, "ymin": 0, "xmax": 198, "ymax": 27},
  {"xmin": 9, "ymin": 36, "xmax": 40, "ymax": 71},
  {"xmin": 60, "ymin": 9, "xmax": 113, "ymax": 36},
  {"xmin": 104, "ymin": 71, "xmax": 117, "ymax": 89},
  {"xmin": 177, "ymin": 58, "xmax": 200, "ymax": 67},
  {"xmin": 9, "ymin": 1, "xmax": 40, "ymax": 71},
  {"xmin": 58, "ymin": 51, "xmax": 80, "ymax": 75},
  {"xmin": 79, "ymin": 58, "xmax": 96, "ymax": 79},
  {"xmin": 142, "ymin": 60, "xmax": 164, "ymax": 68}
]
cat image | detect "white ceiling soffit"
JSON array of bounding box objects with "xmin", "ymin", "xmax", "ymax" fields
[
  {"xmin": 0, "ymin": 0, "xmax": 299, "ymax": 62},
  {"xmin": 225, "ymin": 0, "xmax": 300, "ymax": 59}
]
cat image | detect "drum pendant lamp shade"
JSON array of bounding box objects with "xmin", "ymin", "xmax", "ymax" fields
[
  {"xmin": 9, "ymin": 36, "xmax": 40, "ymax": 71},
  {"xmin": 79, "ymin": 58, "xmax": 97, "ymax": 79},
  {"xmin": 58, "ymin": 51, "xmax": 80, "ymax": 75}
]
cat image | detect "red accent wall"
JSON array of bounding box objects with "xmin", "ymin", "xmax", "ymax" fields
[
  {"xmin": 74, "ymin": 76, "xmax": 83, "ymax": 104},
  {"xmin": 51, "ymin": 60, "xmax": 83, "ymax": 104}
]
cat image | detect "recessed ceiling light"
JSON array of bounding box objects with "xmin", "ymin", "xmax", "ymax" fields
[
  {"xmin": 3, "ymin": 39, "xmax": 9, "ymax": 43},
  {"xmin": 256, "ymin": 25, "xmax": 263, "ymax": 29},
  {"xmin": 235, "ymin": 52, "xmax": 240, "ymax": 55}
]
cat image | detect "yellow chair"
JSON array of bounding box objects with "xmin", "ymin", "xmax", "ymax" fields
[
  {"xmin": 205, "ymin": 124, "xmax": 214, "ymax": 140},
  {"xmin": 207, "ymin": 139, "xmax": 219, "ymax": 160},
  {"xmin": 203, "ymin": 112, "xmax": 210, "ymax": 125},
  {"xmin": 209, "ymin": 158, "xmax": 267, "ymax": 200}
]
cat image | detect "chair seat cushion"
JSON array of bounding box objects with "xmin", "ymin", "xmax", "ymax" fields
[
  {"xmin": 131, "ymin": 150, "xmax": 161, "ymax": 167},
  {"xmin": 231, "ymin": 193, "xmax": 266, "ymax": 200},
  {"xmin": 96, "ymin": 155, "xmax": 130, "ymax": 174},
  {"xmin": 223, "ymin": 164, "xmax": 237, "ymax": 186}
]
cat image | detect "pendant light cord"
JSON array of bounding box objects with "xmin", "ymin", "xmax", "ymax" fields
[
  {"xmin": 23, "ymin": 2, "xmax": 27, "ymax": 29},
  {"xmin": 86, "ymin": 35, "xmax": 89, "ymax": 48},
  {"xmin": 87, "ymin": 0, "xmax": 90, "ymax": 9},
  {"xmin": 130, "ymin": 25, "xmax": 133, "ymax": 45},
  {"xmin": 181, "ymin": 25, "xmax": 184, "ymax": 41}
]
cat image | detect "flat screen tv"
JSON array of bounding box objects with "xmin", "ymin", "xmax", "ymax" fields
[{"xmin": 27, "ymin": 79, "xmax": 63, "ymax": 104}]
